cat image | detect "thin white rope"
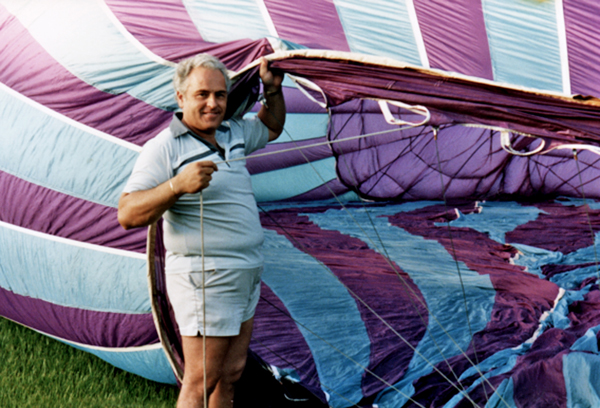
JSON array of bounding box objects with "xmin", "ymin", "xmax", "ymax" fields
[
  {"xmin": 243, "ymin": 103, "xmax": 506, "ymax": 405},
  {"xmin": 200, "ymin": 192, "xmax": 208, "ymax": 408},
  {"xmin": 212, "ymin": 125, "xmax": 415, "ymax": 166}
]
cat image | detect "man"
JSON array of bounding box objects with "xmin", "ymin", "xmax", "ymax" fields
[{"xmin": 118, "ymin": 53, "xmax": 285, "ymax": 408}]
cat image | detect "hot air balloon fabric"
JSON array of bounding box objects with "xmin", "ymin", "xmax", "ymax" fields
[{"xmin": 2, "ymin": 1, "xmax": 600, "ymax": 407}]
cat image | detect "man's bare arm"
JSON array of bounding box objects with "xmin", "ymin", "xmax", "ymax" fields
[{"xmin": 118, "ymin": 161, "xmax": 218, "ymax": 229}]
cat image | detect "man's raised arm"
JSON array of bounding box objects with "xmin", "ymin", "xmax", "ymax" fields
[{"xmin": 257, "ymin": 58, "xmax": 286, "ymax": 142}]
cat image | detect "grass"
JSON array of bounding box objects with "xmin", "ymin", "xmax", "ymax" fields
[{"xmin": 0, "ymin": 317, "xmax": 179, "ymax": 408}]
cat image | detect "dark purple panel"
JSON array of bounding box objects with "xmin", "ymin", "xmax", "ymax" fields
[
  {"xmin": 268, "ymin": 56, "xmax": 600, "ymax": 144},
  {"xmin": 260, "ymin": 207, "xmax": 428, "ymax": 396},
  {"xmin": 506, "ymin": 201, "xmax": 600, "ymax": 254},
  {"xmin": 0, "ymin": 5, "xmax": 170, "ymax": 146},
  {"xmin": 413, "ymin": 0, "xmax": 493, "ymax": 79},
  {"xmin": 563, "ymin": 0, "xmax": 600, "ymax": 98},
  {"xmin": 263, "ymin": 0, "xmax": 350, "ymax": 51},
  {"xmin": 251, "ymin": 283, "xmax": 324, "ymax": 401},
  {"xmin": 0, "ymin": 286, "xmax": 158, "ymax": 347},
  {"xmin": 0, "ymin": 171, "xmax": 147, "ymax": 253},
  {"xmin": 105, "ymin": 0, "xmax": 273, "ymax": 69},
  {"xmin": 386, "ymin": 203, "xmax": 560, "ymax": 406},
  {"xmin": 282, "ymin": 179, "xmax": 350, "ymax": 202},
  {"xmin": 247, "ymin": 136, "xmax": 331, "ymax": 174}
]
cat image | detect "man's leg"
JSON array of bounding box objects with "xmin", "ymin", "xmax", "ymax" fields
[
  {"xmin": 209, "ymin": 318, "xmax": 254, "ymax": 408},
  {"xmin": 177, "ymin": 334, "xmax": 231, "ymax": 408}
]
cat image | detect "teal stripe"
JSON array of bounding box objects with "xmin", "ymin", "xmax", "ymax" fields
[
  {"xmin": 262, "ymin": 228, "xmax": 369, "ymax": 407},
  {"xmin": 245, "ymin": 112, "xmax": 329, "ymax": 143},
  {"xmin": 333, "ymin": 0, "xmax": 422, "ymax": 64},
  {"xmin": 0, "ymin": 225, "xmax": 148, "ymax": 314},
  {"xmin": 0, "ymin": 88, "xmax": 138, "ymax": 208},
  {"xmin": 252, "ymin": 157, "xmax": 337, "ymax": 202},
  {"xmin": 2, "ymin": 0, "xmax": 177, "ymax": 110},
  {"xmin": 184, "ymin": 0, "xmax": 271, "ymax": 43},
  {"xmin": 63, "ymin": 341, "xmax": 177, "ymax": 385},
  {"xmin": 482, "ymin": 0, "xmax": 563, "ymax": 92},
  {"xmin": 443, "ymin": 201, "xmax": 542, "ymax": 244},
  {"xmin": 307, "ymin": 204, "xmax": 495, "ymax": 406},
  {"xmin": 564, "ymin": 352, "xmax": 600, "ymax": 408}
]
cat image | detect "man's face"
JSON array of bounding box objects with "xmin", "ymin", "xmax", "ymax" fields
[{"xmin": 176, "ymin": 67, "xmax": 227, "ymax": 138}]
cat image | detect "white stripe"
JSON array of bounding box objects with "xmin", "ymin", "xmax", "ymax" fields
[
  {"xmin": 555, "ymin": 0, "xmax": 571, "ymax": 95},
  {"xmin": 255, "ymin": 0, "xmax": 278, "ymax": 37},
  {"xmin": 97, "ymin": 0, "xmax": 176, "ymax": 68},
  {"xmin": 0, "ymin": 82, "xmax": 142, "ymax": 153},
  {"xmin": 0, "ymin": 221, "xmax": 146, "ymax": 260},
  {"xmin": 405, "ymin": 0, "xmax": 429, "ymax": 68}
]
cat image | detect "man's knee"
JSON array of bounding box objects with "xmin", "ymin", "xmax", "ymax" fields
[{"xmin": 223, "ymin": 356, "xmax": 247, "ymax": 384}]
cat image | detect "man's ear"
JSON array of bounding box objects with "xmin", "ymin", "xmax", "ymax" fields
[{"xmin": 175, "ymin": 90, "xmax": 184, "ymax": 109}]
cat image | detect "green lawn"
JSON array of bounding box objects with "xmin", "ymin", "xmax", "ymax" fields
[{"xmin": 0, "ymin": 317, "xmax": 178, "ymax": 408}]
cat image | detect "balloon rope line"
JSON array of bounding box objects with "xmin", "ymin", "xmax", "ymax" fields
[
  {"xmin": 329, "ymin": 120, "xmax": 471, "ymax": 391},
  {"xmin": 325, "ymin": 117, "xmax": 503, "ymax": 404},
  {"xmin": 432, "ymin": 128, "xmax": 502, "ymax": 406},
  {"xmin": 200, "ymin": 192, "xmax": 207, "ymax": 408},
  {"xmin": 256, "ymin": 103, "xmax": 496, "ymax": 406},
  {"xmin": 573, "ymin": 150, "xmax": 600, "ymax": 282},
  {"xmin": 258, "ymin": 206, "xmax": 481, "ymax": 408},
  {"xmin": 212, "ymin": 126, "xmax": 407, "ymax": 166},
  {"xmin": 250, "ymin": 335, "xmax": 365, "ymax": 408},
  {"xmin": 255, "ymin": 296, "xmax": 429, "ymax": 408}
]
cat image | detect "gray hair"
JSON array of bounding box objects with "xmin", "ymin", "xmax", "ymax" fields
[{"xmin": 173, "ymin": 53, "xmax": 231, "ymax": 94}]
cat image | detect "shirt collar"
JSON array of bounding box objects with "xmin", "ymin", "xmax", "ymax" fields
[{"xmin": 170, "ymin": 112, "xmax": 230, "ymax": 139}]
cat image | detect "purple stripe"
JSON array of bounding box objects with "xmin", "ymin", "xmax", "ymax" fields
[
  {"xmin": 251, "ymin": 283, "xmax": 325, "ymax": 401},
  {"xmin": 413, "ymin": 0, "xmax": 493, "ymax": 80},
  {"xmin": 105, "ymin": 0, "xmax": 273, "ymax": 69},
  {"xmin": 386, "ymin": 203, "xmax": 560, "ymax": 406},
  {"xmin": 0, "ymin": 5, "xmax": 170, "ymax": 146},
  {"xmin": 282, "ymin": 179, "xmax": 350, "ymax": 202},
  {"xmin": 264, "ymin": 0, "xmax": 350, "ymax": 51},
  {"xmin": 506, "ymin": 201, "xmax": 600, "ymax": 255},
  {"xmin": 247, "ymin": 137, "xmax": 332, "ymax": 174},
  {"xmin": 0, "ymin": 285, "xmax": 158, "ymax": 347},
  {"xmin": 0, "ymin": 171, "xmax": 147, "ymax": 253},
  {"xmin": 260, "ymin": 207, "xmax": 428, "ymax": 396},
  {"xmin": 563, "ymin": 0, "xmax": 600, "ymax": 97}
]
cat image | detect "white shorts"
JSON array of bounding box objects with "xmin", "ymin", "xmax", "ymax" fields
[{"xmin": 166, "ymin": 266, "xmax": 263, "ymax": 337}]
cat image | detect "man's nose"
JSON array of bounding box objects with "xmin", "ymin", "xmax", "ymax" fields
[{"xmin": 206, "ymin": 94, "xmax": 217, "ymax": 108}]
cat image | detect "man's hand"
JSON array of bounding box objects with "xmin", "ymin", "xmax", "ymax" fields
[
  {"xmin": 118, "ymin": 161, "xmax": 218, "ymax": 230},
  {"xmin": 259, "ymin": 57, "xmax": 283, "ymax": 94},
  {"xmin": 172, "ymin": 161, "xmax": 218, "ymax": 195}
]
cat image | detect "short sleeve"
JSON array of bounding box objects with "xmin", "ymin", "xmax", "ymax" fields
[
  {"xmin": 123, "ymin": 135, "xmax": 173, "ymax": 194},
  {"xmin": 233, "ymin": 116, "xmax": 269, "ymax": 155}
]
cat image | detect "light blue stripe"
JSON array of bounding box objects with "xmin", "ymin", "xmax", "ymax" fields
[
  {"xmin": 252, "ymin": 157, "xmax": 337, "ymax": 202},
  {"xmin": 184, "ymin": 0, "xmax": 271, "ymax": 43},
  {"xmin": 0, "ymin": 88, "xmax": 138, "ymax": 208},
  {"xmin": 305, "ymin": 204, "xmax": 495, "ymax": 406},
  {"xmin": 485, "ymin": 377, "xmax": 516, "ymax": 408},
  {"xmin": 63, "ymin": 341, "xmax": 177, "ymax": 385},
  {"xmin": 564, "ymin": 352, "xmax": 600, "ymax": 408},
  {"xmin": 482, "ymin": 0, "xmax": 563, "ymax": 92},
  {"xmin": 332, "ymin": 0, "xmax": 422, "ymax": 64},
  {"xmin": 2, "ymin": 0, "xmax": 176, "ymax": 110},
  {"xmin": 245, "ymin": 112, "xmax": 329, "ymax": 143},
  {"xmin": 0, "ymin": 225, "xmax": 149, "ymax": 314},
  {"xmin": 443, "ymin": 201, "xmax": 542, "ymax": 244},
  {"xmin": 262, "ymin": 228, "xmax": 370, "ymax": 407}
]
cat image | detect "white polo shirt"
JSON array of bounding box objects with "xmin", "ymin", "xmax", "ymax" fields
[{"xmin": 124, "ymin": 113, "xmax": 269, "ymax": 273}]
